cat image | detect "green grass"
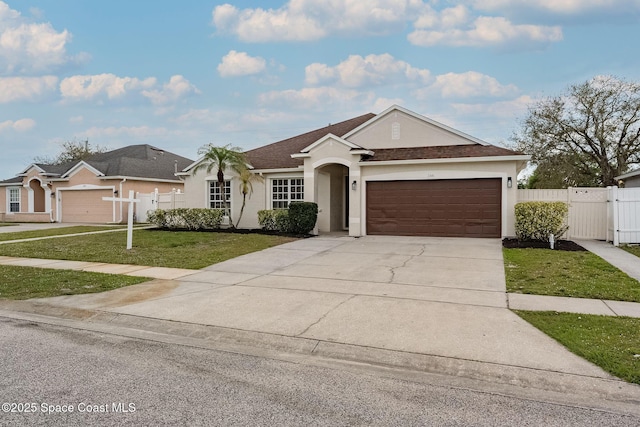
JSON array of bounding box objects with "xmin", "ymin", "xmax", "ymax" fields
[
  {"xmin": 0, "ymin": 223, "xmax": 16, "ymax": 227},
  {"xmin": 0, "ymin": 229, "xmax": 296, "ymax": 269},
  {"xmin": 622, "ymin": 245, "xmax": 640, "ymax": 259},
  {"xmin": 516, "ymin": 311, "xmax": 640, "ymax": 384},
  {"xmin": 0, "ymin": 265, "xmax": 148, "ymax": 299},
  {"xmin": 0, "ymin": 225, "xmax": 127, "ymax": 242},
  {"xmin": 503, "ymin": 248, "xmax": 640, "ymax": 302}
]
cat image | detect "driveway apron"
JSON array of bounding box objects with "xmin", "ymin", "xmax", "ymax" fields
[{"xmin": 39, "ymin": 234, "xmax": 615, "ymax": 380}]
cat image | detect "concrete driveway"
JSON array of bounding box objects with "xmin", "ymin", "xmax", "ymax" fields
[{"xmin": 40, "ymin": 235, "xmax": 615, "ymax": 386}]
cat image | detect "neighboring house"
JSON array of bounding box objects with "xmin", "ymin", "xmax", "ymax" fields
[
  {"xmin": 180, "ymin": 105, "xmax": 529, "ymax": 238},
  {"xmin": 0, "ymin": 144, "xmax": 193, "ymax": 223},
  {"xmin": 616, "ymin": 169, "xmax": 640, "ymax": 188}
]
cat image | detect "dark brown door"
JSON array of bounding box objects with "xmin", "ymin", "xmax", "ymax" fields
[{"xmin": 366, "ymin": 179, "xmax": 501, "ymax": 238}]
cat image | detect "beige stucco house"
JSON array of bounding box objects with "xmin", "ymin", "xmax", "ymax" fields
[
  {"xmin": 180, "ymin": 105, "xmax": 529, "ymax": 238},
  {"xmin": 0, "ymin": 144, "xmax": 192, "ymax": 223}
]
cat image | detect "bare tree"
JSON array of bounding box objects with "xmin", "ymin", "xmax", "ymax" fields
[
  {"xmin": 512, "ymin": 76, "xmax": 640, "ymax": 187},
  {"xmin": 34, "ymin": 139, "xmax": 108, "ymax": 165}
]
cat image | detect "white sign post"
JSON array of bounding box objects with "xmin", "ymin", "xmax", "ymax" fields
[{"xmin": 102, "ymin": 190, "xmax": 140, "ymax": 250}]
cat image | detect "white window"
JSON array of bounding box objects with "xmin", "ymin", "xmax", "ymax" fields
[
  {"xmin": 8, "ymin": 187, "xmax": 20, "ymax": 213},
  {"xmin": 209, "ymin": 180, "xmax": 231, "ymax": 210},
  {"xmin": 272, "ymin": 178, "xmax": 304, "ymax": 209}
]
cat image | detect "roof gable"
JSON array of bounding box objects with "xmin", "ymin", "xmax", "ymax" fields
[
  {"xmin": 345, "ymin": 105, "xmax": 488, "ymax": 150},
  {"xmin": 242, "ymin": 113, "xmax": 375, "ymax": 170}
]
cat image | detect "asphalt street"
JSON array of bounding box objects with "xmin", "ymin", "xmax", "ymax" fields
[{"xmin": 1, "ymin": 317, "xmax": 638, "ymax": 427}]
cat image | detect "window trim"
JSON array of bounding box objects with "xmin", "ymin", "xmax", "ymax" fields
[
  {"xmin": 208, "ymin": 180, "xmax": 232, "ymax": 214},
  {"xmin": 7, "ymin": 187, "xmax": 21, "ymax": 213},
  {"xmin": 271, "ymin": 177, "xmax": 304, "ymax": 209}
]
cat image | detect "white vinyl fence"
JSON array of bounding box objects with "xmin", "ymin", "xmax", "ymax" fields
[
  {"xmin": 135, "ymin": 189, "xmax": 185, "ymax": 223},
  {"xmin": 517, "ymin": 187, "xmax": 640, "ymax": 245}
]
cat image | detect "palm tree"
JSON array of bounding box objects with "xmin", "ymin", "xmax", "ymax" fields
[
  {"xmin": 193, "ymin": 143, "xmax": 246, "ymax": 228},
  {"xmin": 235, "ymin": 168, "xmax": 264, "ymax": 228}
]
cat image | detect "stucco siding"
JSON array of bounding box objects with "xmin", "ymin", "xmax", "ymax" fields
[{"xmin": 347, "ymin": 110, "xmax": 475, "ymax": 150}]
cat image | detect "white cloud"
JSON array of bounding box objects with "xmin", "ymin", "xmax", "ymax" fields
[
  {"xmin": 258, "ymin": 86, "xmax": 371, "ymax": 110},
  {"xmin": 409, "ymin": 9, "xmax": 562, "ymax": 48},
  {"xmin": 451, "ymin": 95, "xmax": 535, "ymax": 118},
  {"xmin": 212, "ymin": 0, "xmax": 424, "ymax": 42},
  {"xmin": 0, "ymin": 117, "xmax": 35, "ymax": 132},
  {"xmin": 84, "ymin": 125, "xmax": 169, "ymax": 139},
  {"xmin": 141, "ymin": 75, "xmax": 200, "ymax": 105},
  {"xmin": 212, "ymin": 1, "xmax": 568, "ymax": 49},
  {"xmin": 305, "ymin": 54, "xmax": 430, "ymax": 87},
  {"xmin": 0, "ymin": 75, "xmax": 57, "ymax": 102},
  {"xmin": 0, "ymin": 1, "xmax": 85, "ymax": 74},
  {"xmin": 60, "ymin": 73, "xmax": 157, "ymax": 102},
  {"xmin": 425, "ymin": 71, "xmax": 519, "ymax": 98},
  {"xmin": 468, "ymin": 0, "xmax": 639, "ymax": 15},
  {"xmin": 217, "ymin": 50, "xmax": 266, "ymax": 77}
]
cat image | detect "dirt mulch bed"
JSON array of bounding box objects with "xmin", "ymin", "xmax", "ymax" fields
[{"xmin": 502, "ymin": 238, "xmax": 586, "ymax": 251}]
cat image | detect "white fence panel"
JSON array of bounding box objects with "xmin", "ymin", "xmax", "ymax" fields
[
  {"xmin": 517, "ymin": 187, "xmax": 639, "ymax": 245},
  {"xmin": 517, "ymin": 189, "xmax": 568, "ymax": 202},
  {"xmin": 568, "ymin": 188, "xmax": 608, "ymax": 240},
  {"xmin": 612, "ymin": 187, "xmax": 640, "ymax": 245},
  {"xmin": 135, "ymin": 192, "xmax": 154, "ymax": 223},
  {"xmin": 157, "ymin": 191, "xmax": 185, "ymax": 210}
]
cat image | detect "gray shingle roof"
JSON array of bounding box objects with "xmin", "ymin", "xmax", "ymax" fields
[{"xmin": 81, "ymin": 145, "xmax": 193, "ymax": 180}]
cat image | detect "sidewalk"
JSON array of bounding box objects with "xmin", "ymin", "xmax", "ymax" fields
[
  {"xmin": 0, "ymin": 255, "xmax": 198, "ymax": 280},
  {"xmin": 508, "ymin": 239, "xmax": 640, "ymax": 317}
]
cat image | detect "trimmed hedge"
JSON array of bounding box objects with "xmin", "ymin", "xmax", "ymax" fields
[
  {"xmin": 515, "ymin": 201, "xmax": 568, "ymax": 242},
  {"xmin": 258, "ymin": 209, "xmax": 291, "ymax": 232},
  {"xmin": 147, "ymin": 208, "xmax": 224, "ymax": 230},
  {"xmin": 258, "ymin": 202, "xmax": 318, "ymax": 234},
  {"xmin": 289, "ymin": 202, "xmax": 318, "ymax": 234}
]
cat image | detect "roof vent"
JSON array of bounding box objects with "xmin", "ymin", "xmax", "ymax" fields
[{"xmin": 391, "ymin": 122, "xmax": 400, "ymax": 140}]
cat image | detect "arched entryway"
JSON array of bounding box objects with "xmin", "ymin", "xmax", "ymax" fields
[
  {"xmin": 28, "ymin": 178, "xmax": 46, "ymax": 213},
  {"xmin": 315, "ymin": 163, "xmax": 349, "ymax": 233}
]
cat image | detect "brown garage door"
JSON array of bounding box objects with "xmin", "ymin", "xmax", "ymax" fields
[
  {"xmin": 61, "ymin": 189, "xmax": 114, "ymax": 223},
  {"xmin": 366, "ymin": 179, "xmax": 501, "ymax": 238}
]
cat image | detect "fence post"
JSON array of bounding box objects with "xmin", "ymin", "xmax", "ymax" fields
[{"xmin": 612, "ymin": 186, "xmax": 619, "ymax": 247}]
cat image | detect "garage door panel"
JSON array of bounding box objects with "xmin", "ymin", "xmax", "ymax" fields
[
  {"xmin": 366, "ymin": 179, "xmax": 501, "ymax": 238},
  {"xmin": 61, "ymin": 189, "xmax": 114, "ymax": 223}
]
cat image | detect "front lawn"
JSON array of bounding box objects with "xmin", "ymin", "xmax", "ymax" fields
[
  {"xmin": 503, "ymin": 248, "xmax": 640, "ymax": 302},
  {"xmin": 0, "ymin": 225, "xmax": 127, "ymax": 242},
  {"xmin": 622, "ymin": 245, "xmax": 640, "ymax": 259},
  {"xmin": 0, "ymin": 265, "xmax": 148, "ymax": 299},
  {"xmin": 0, "ymin": 230, "xmax": 296, "ymax": 269},
  {"xmin": 516, "ymin": 311, "xmax": 640, "ymax": 384}
]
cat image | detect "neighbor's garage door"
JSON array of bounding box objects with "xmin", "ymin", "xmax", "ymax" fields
[
  {"xmin": 366, "ymin": 179, "xmax": 501, "ymax": 238},
  {"xmin": 61, "ymin": 189, "xmax": 114, "ymax": 223}
]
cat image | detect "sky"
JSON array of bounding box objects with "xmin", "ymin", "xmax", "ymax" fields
[{"xmin": 1, "ymin": 0, "xmax": 639, "ymax": 178}]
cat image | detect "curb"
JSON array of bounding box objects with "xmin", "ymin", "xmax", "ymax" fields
[{"xmin": 1, "ymin": 299, "xmax": 639, "ymax": 416}]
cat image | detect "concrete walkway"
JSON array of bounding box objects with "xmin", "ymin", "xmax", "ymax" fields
[
  {"xmin": 0, "ymin": 234, "xmax": 639, "ymax": 406},
  {"xmin": 576, "ymin": 239, "xmax": 640, "ymax": 282}
]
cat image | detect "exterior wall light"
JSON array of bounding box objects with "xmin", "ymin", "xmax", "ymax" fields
[
  {"xmin": 507, "ymin": 177, "xmax": 513, "ymax": 188},
  {"xmin": 352, "ymin": 180, "xmax": 357, "ymax": 191}
]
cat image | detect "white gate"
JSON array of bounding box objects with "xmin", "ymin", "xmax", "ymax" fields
[
  {"xmin": 517, "ymin": 187, "xmax": 640, "ymax": 244},
  {"xmin": 609, "ymin": 187, "xmax": 640, "ymax": 245},
  {"xmin": 568, "ymin": 188, "xmax": 608, "ymax": 240},
  {"xmin": 135, "ymin": 192, "xmax": 155, "ymax": 223}
]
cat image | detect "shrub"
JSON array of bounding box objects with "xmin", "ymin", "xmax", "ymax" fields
[
  {"xmin": 288, "ymin": 202, "xmax": 318, "ymax": 234},
  {"xmin": 147, "ymin": 208, "xmax": 224, "ymax": 230},
  {"xmin": 258, "ymin": 209, "xmax": 292, "ymax": 232},
  {"xmin": 515, "ymin": 201, "xmax": 569, "ymax": 242}
]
